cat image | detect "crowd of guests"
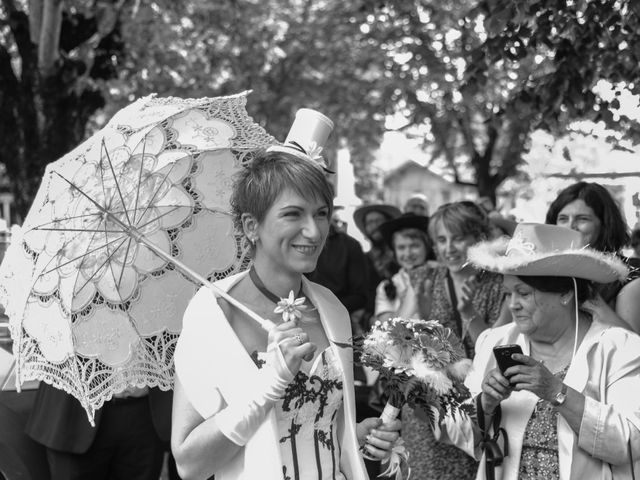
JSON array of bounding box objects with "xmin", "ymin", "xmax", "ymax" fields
[
  {"xmin": 342, "ymin": 181, "xmax": 640, "ymax": 480},
  {"xmin": 19, "ymin": 104, "xmax": 640, "ymax": 480}
]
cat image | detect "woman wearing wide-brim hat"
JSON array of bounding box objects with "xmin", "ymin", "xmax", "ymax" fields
[{"xmin": 436, "ymin": 223, "xmax": 640, "ymax": 480}]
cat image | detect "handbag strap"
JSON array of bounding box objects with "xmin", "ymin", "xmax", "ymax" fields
[
  {"xmin": 476, "ymin": 395, "xmax": 509, "ymax": 480},
  {"xmin": 446, "ymin": 270, "xmax": 463, "ymax": 332}
]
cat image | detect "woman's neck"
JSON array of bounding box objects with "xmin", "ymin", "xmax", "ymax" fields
[
  {"xmin": 448, "ymin": 266, "xmax": 475, "ymax": 283},
  {"xmin": 529, "ymin": 312, "xmax": 591, "ymax": 364},
  {"xmin": 251, "ymin": 259, "xmax": 302, "ymax": 299}
]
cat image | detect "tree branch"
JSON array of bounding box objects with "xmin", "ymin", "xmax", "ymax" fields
[
  {"xmin": 38, "ymin": 0, "xmax": 63, "ymax": 77},
  {"xmin": 1, "ymin": 0, "xmax": 17, "ymax": 15},
  {"xmin": 28, "ymin": 0, "xmax": 43, "ymax": 44},
  {"xmin": 456, "ymin": 108, "xmax": 479, "ymax": 161}
]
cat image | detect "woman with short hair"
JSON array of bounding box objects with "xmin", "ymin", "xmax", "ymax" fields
[
  {"xmin": 171, "ymin": 121, "xmax": 400, "ymax": 479},
  {"xmin": 386, "ymin": 202, "xmax": 510, "ymax": 480}
]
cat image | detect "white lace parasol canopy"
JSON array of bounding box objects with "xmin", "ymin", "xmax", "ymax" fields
[{"xmin": 0, "ymin": 92, "xmax": 275, "ymax": 421}]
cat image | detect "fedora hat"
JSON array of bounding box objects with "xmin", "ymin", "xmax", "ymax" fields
[
  {"xmin": 467, "ymin": 223, "xmax": 628, "ymax": 283},
  {"xmin": 378, "ymin": 214, "xmax": 430, "ymax": 249},
  {"xmin": 353, "ymin": 204, "xmax": 402, "ymax": 235}
]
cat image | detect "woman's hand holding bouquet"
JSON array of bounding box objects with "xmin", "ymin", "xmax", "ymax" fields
[{"xmin": 342, "ymin": 316, "xmax": 474, "ymax": 479}]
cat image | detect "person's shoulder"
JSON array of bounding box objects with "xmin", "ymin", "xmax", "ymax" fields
[
  {"xmin": 590, "ymin": 321, "xmax": 640, "ymax": 352},
  {"xmin": 477, "ymin": 322, "xmax": 517, "ymax": 346},
  {"xmin": 303, "ymin": 278, "xmax": 349, "ymax": 312},
  {"xmin": 305, "ymin": 277, "xmax": 337, "ymax": 298}
]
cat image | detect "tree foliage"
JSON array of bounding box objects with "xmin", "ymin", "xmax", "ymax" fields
[
  {"xmin": 1, "ymin": 0, "xmax": 639, "ymax": 218},
  {"xmin": 362, "ymin": 0, "xmax": 640, "ymax": 201},
  {"xmin": 0, "ymin": 0, "xmax": 126, "ymax": 220}
]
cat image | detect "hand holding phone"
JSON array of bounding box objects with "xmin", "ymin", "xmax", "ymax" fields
[{"xmin": 493, "ymin": 344, "xmax": 524, "ymax": 377}]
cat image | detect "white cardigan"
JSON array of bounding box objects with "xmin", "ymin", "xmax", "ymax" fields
[
  {"xmin": 437, "ymin": 321, "xmax": 640, "ymax": 480},
  {"xmin": 174, "ymin": 272, "xmax": 367, "ymax": 480}
]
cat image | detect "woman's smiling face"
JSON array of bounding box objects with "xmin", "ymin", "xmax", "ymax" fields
[
  {"xmin": 392, "ymin": 231, "xmax": 428, "ymax": 270},
  {"xmin": 432, "ymin": 220, "xmax": 476, "ymax": 273},
  {"xmin": 555, "ymin": 199, "xmax": 602, "ymax": 248},
  {"xmin": 254, "ymin": 188, "xmax": 330, "ymax": 274}
]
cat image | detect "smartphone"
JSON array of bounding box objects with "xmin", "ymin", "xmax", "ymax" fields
[{"xmin": 493, "ymin": 344, "xmax": 524, "ymax": 375}]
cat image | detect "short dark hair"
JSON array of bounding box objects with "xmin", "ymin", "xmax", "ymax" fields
[
  {"xmin": 428, "ymin": 201, "xmax": 491, "ymax": 242},
  {"xmin": 545, "ymin": 182, "xmax": 629, "ymax": 253},
  {"xmin": 517, "ymin": 275, "xmax": 595, "ymax": 305},
  {"xmin": 230, "ymin": 150, "xmax": 334, "ymax": 235}
]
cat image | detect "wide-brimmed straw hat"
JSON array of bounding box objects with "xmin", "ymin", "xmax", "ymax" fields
[
  {"xmin": 353, "ymin": 204, "xmax": 402, "ymax": 235},
  {"xmin": 467, "ymin": 223, "xmax": 628, "ymax": 283},
  {"xmin": 378, "ymin": 213, "xmax": 429, "ymax": 249}
]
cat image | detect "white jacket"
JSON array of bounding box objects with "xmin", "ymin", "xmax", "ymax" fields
[
  {"xmin": 174, "ymin": 272, "xmax": 367, "ymax": 480},
  {"xmin": 437, "ymin": 321, "xmax": 640, "ymax": 480}
]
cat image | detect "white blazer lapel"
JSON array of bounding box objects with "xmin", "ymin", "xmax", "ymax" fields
[{"xmin": 302, "ymin": 277, "xmax": 368, "ymax": 479}]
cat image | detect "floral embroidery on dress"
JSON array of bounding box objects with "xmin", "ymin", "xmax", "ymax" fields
[{"xmin": 255, "ymin": 347, "xmax": 345, "ymax": 480}]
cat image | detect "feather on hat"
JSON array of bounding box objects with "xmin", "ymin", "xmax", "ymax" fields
[{"xmin": 467, "ymin": 223, "xmax": 628, "ymax": 283}]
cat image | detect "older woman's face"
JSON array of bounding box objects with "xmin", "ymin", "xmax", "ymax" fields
[
  {"xmin": 432, "ymin": 220, "xmax": 476, "ymax": 273},
  {"xmin": 503, "ymin": 275, "xmax": 567, "ymax": 340},
  {"xmin": 392, "ymin": 231, "xmax": 428, "ymax": 270},
  {"xmin": 556, "ymin": 199, "xmax": 602, "ymax": 248},
  {"xmin": 254, "ymin": 188, "xmax": 330, "ymax": 274}
]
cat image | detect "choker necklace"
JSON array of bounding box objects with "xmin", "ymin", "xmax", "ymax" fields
[{"xmin": 249, "ymin": 266, "xmax": 307, "ymax": 323}]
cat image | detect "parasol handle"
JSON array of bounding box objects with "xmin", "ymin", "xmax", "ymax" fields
[
  {"xmin": 51, "ymin": 171, "xmax": 275, "ymax": 331},
  {"xmin": 130, "ymin": 228, "xmax": 276, "ymax": 332}
]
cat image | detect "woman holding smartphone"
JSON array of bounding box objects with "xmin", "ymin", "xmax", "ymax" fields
[{"xmin": 436, "ymin": 223, "xmax": 640, "ymax": 480}]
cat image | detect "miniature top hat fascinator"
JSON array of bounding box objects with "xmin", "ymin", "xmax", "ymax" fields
[
  {"xmin": 267, "ymin": 108, "xmax": 335, "ymax": 173},
  {"xmin": 467, "ymin": 223, "xmax": 629, "ymax": 283}
]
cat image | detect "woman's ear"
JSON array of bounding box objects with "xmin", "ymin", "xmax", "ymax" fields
[
  {"xmin": 241, "ymin": 213, "xmax": 259, "ymax": 243},
  {"xmin": 560, "ymin": 290, "xmax": 574, "ymax": 306}
]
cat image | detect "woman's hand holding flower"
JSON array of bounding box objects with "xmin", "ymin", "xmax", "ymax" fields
[
  {"xmin": 357, "ymin": 417, "xmax": 402, "ymax": 460},
  {"xmin": 267, "ymin": 321, "xmax": 316, "ymax": 374},
  {"xmin": 505, "ymin": 354, "xmax": 564, "ymax": 403}
]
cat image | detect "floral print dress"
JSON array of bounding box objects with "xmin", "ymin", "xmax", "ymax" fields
[
  {"xmin": 254, "ymin": 347, "xmax": 346, "ymax": 480},
  {"xmin": 401, "ymin": 266, "xmax": 506, "ymax": 480}
]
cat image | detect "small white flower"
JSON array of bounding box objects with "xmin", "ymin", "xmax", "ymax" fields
[{"xmin": 274, "ymin": 290, "xmax": 307, "ymax": 323}]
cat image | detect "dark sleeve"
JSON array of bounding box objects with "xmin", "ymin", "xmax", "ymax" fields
[{"xmin": 339, "ymin": 235, "xmax": 369, "ymax": 313}]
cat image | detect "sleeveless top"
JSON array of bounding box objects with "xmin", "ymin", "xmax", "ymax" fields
[{"xmin": 255, "ymin": 347, "xmax": 346, "ymax": 480}]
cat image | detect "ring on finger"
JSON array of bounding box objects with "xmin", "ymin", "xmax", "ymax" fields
[{"xmin": 293, "ymin": 333, "xmax": 304, "ymax": 345}]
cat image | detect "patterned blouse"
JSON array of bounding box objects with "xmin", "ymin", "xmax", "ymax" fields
[
  {"xmin": 425, "ymin": 266, "xmax": 506, "ymax": 357},
  {"xmin": 254, "ymin": 347, "xmax": 346, "ymax": 480},
  {"xmin": 518, "ymin": 366, "xmax": 570, "ymax": 479}
]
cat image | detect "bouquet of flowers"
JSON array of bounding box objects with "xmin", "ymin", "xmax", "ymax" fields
[{"xmin": 346, "ymin": 317, "xmax": 474, "ymax": 478}]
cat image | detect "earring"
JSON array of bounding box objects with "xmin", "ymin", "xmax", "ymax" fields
[{"xmin": 561, "ymin": 298, "xmax": 569, "ymax": 305}]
